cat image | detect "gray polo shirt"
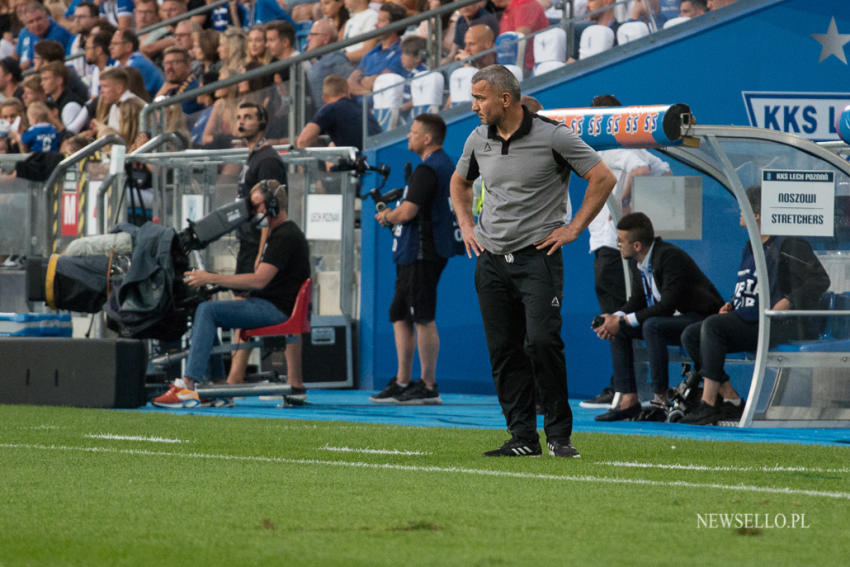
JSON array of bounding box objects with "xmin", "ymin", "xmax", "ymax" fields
[{"xmin": 456, "ymin": 108, "xmax": 601, "ymax": 255}]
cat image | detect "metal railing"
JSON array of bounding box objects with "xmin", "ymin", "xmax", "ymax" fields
[
  {"xmin": 59, "ymin": 0, "xmax": 230, "ymax": 69},
  {"xmin": 145, "ymin": 0, "xmax": 667, "ymax": 144},
  {"xmin": 139, "ymin": 0, "xmax": 482, "ymax": 137},
  {"xmin": 104, "ymin": 131, "xmax": 188, "ymax": 234},
  {"xmin": 41, "ymin": 134, "xmax": 124, "ymax": 253}
]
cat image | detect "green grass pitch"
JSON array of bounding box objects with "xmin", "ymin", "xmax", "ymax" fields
[{"xmin": 1, "ymin": 404, "xmax": 848, "ymax": 566}]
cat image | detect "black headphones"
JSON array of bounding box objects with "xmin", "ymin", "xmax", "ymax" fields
[
  {"xmin": 256, "ymin": 104, "xmax": 268, "ymax": 130},
  {"xmin": 260, "ymin": 179, "xmax": 281, "ymax": 217}
]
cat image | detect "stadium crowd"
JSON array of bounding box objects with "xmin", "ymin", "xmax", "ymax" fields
[{"xmin": 0, "ymin": 0, "xmax": 737, "ymax": 157}]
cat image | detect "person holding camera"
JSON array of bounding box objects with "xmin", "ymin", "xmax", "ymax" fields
[
  {"xmin": 369, "ymin": 114, "xmax": 458, "ymax": 405},
  {"xmin": 593, "ymin": 212, "xmax": 724, "ymax": 421},
  {"xmin": 153, "ymin": 180, "xmax": 310, "ymax": 408}
]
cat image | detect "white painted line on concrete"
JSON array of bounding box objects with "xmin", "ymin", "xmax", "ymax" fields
[
  {"xmin": 2, "ymin": 442, "xmax": 849, "ymax": 500},
  {"xmin": 595, "ymin": 460, "xmax": 850, "ymax": 474},
  {"xmin": 320, "ymin": 444, "xmax": 430, "ymax": 456},
  {"xmin": 84, "ymin": 434, "xmax": 186, "ymax": 444}
]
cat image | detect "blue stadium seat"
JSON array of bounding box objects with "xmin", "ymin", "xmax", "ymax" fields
[
  {"xmin": 579, "ymin": 24, "xmax": 615, "ymax": 59},
  {"xmin": 533, "ymin": 27, "xmax": 566, "ymax": 65},
  {"xmin": 495, "ymin": 32, "xmax": 526, "ymax": 67},
  {"xmin": 372, "ymin": 73, "xmax": 405, "ymax": 131},
  {"xmin": 410, "ymin": 70, "xmax": 444, "ymax": 117},
  {"xmin": 617, "ymin": 21, "xmax": 650, "ymax": 45},
  {"xmin": 449, "ymin": 66, "xmax": 477, "ymax": 107}
]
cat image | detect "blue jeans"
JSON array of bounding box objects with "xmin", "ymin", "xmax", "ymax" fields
[{"xmin": 185, "ymin": 297, "xmax": 287, "ymax": 381}]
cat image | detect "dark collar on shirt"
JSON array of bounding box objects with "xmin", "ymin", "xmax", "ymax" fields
[
  {"xmin": 487, "ymin": 105, "xmax": 534, "ymax": 153},
  {"xmin": 487, "ymin": 105, "xmax": 533, "ymax": 141}
]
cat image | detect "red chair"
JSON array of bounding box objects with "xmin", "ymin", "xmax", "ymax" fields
[{"xmin": 241, "ymin": 278, "xmax": 312, "ymax": 340}]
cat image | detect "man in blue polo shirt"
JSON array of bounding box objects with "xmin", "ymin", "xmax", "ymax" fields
[
  {"xmin": 346, "ymin": 2, "xmax": 407, "ymax": 97},
  {"xmin": 16, "ymin": 2, "xmax": 73, "ymax": 69},
  {"xmin": 295, "ymin": 74, "xmax": 381, "ymax": 150},
  {"xmin": 110, "ymin": 29, "xmax": 165, "ymax": 98}
]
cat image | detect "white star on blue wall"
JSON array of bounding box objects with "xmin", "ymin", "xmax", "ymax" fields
[{"xmin": 811, "ymin": 17, "xmax": 850, "ymax": 64}]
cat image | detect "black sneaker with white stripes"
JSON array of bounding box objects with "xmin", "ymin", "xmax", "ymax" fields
[
  {"xmin": 369, "ymin": 377, "xmax": 410, "ymax": 403},
  {"xmin": 547, "ymin": 439, "xmax": 581, "ymax": 458},
  {"xmin": 483, "ymin": 437, "xmax": 542, "ymax": 457}
]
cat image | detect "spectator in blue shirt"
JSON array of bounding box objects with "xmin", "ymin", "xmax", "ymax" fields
[
  {"xmin": 347, "ymin": 2, "xmax": 407, "ymax": 97},
  {"xmin": 15, "ymin": 101, "xmax": 60, "ymax": 153},
  {"xmin": 398, "ymin": 35, "xmax": 427, "ymax": 117},
  {"xmin": 110, "ymin": 29, "xmax": 165, "ymax": 97},
  {"xmin": 100, "ymin": 0, "xmax": 136, "ymax": 31},
  {"xmin": 242, "ymin": 0, "xmax": 294, "ymax": 27},
  {"xmin": 210, "ymin": 0, "xmax": 247, "ymax": 31},
  {"xmin": 16, "ymin": 2, "xmax": 74, "ymax": 69}
]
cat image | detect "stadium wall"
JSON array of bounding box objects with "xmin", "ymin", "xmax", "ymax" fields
[{"xmin": 360, "ymin": 0, "xmax": 850, "ymax": 396}]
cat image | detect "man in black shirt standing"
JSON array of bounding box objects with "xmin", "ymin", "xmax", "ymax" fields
[
  {"xmin": 229, "ymin": 101, "xmax": 288, "ymax": 384},
  {"xmin": 369, "ymin": 114, "xmax": 458, "ymax": 405},
  {"xmin": 153, "ymin": 180, "xmax": 311, "ymax": 408}
]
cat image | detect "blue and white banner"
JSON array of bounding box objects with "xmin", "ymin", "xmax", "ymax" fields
[{"xmin": 742, "ymin": 92, "xmax": 850, "ymax": 141}]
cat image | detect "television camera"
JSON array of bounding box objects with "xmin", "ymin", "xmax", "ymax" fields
[
  {"xmin": 27, "ymin": 198, "xmax": 252, "ymax": 341},
  {"xmin": 336, "ymin": 154, "xmax": 405, "ymax": 213}
]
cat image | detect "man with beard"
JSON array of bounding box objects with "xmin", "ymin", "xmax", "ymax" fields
[
  {"xmin": 450, "ymin": 65, "xmax": 615, "ymax": 457},
  {"xmin": 226, "ymin": 101, "xmax": 289, "ymax": 386}
]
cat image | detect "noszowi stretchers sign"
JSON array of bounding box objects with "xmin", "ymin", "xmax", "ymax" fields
[{"xmin": 761, "ymin": 169, "xmax": 834, "ymax": 237}]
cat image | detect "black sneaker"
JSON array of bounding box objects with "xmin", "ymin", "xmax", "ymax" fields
[
  {"xmin": 595, "ymin": 403, "xmax": 641, "ymax": 422},
  {"xmin": 718, "ymin": 399, "xmax": 745, "ymax": 422},
  {"xmin": 547, "ymin": 439, "xmax": 580, "ymax": 458},
  {"xmin": 483, "ymin": 437, "xmax": 542, "ymax": 457},
  {"xmin": 369, "ymin": 378, "xmax": 410, "ymax": 403},
  {"xmin": 679, "ymin": 401, "xmax": 722, "ymax": 425},
  {"xmin": 283, "ymin": 386, "xmax": 307, "ymax": 404},
  {"xmin": 636, "ymin": 402, "xmax": 668, "ymax": 422},
  {"xmin": 579, "ymin": 386, "xmax": 615, "ymax": 409},
  {"xmin": 395, "ymin": 381, "xmax": 442, "ymax": 405}
]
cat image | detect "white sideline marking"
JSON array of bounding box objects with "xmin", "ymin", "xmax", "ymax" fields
[
  {"xmin": 84, "ymin": 434, "xmax": 185, "ymax": 444},
  {"xmin": 320, "ymin": 444, "xmax": 430, "ymax": 456},
  {"xmin": 596, "ymin": 460, "xmax": 850, "ymax": 474},
  {"xmin": 2, "ymin": 442, "xmax": 849, "ymax": 501}
]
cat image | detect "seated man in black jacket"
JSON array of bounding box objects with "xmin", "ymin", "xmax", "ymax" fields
[
  {"xmin": 593, "ymin": 212, "xmax": 724, "ymax": 421},
  {"xmin": 679, "ymin": 185, "xmax": 830, "ymax": 425}
]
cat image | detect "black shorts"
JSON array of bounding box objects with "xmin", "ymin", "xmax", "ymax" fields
[{"xmin": 389, "ymin": 258, "xmax": 448, "ymax": 324}]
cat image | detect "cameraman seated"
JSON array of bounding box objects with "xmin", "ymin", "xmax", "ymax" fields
[
  {"xmin": 153, "ymin": 180, "xmax": 311, "ymax": 408},
  {"xmin": 679, "ymin": 185, "xmax": 830, "ymax": 425},
  {"xmin": 593, "ymin": 213, "xmax": 724, "ymax": 421}
]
